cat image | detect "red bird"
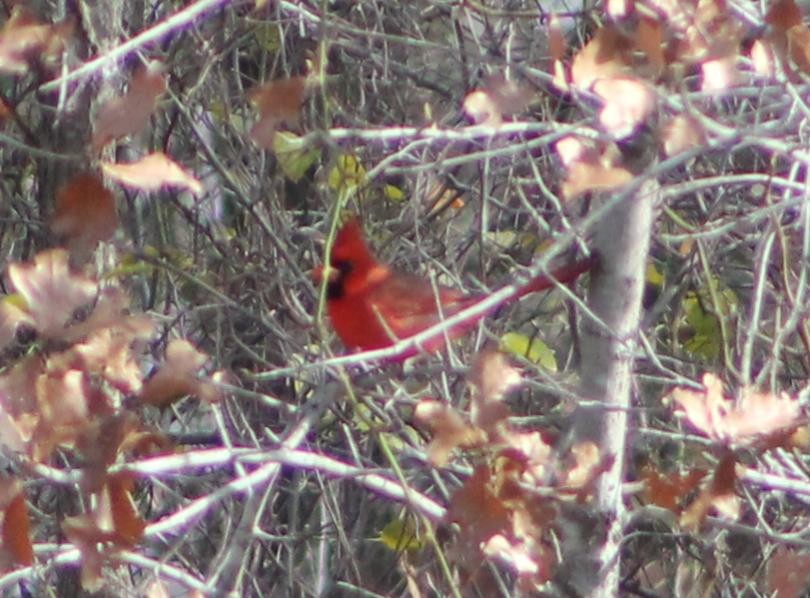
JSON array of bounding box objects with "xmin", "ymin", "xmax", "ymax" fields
[{"xmin": 314, "ymin": 218, "xmax": 595, "ymax": 359}]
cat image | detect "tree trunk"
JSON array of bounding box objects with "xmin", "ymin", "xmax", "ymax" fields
[{"xmin": 558, "ymin": 179, "xmax": 656, "ymax": 596}]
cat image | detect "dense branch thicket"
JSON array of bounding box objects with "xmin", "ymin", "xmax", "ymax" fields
[{"xmin": 0, "ymin": 0, "xmax": 808, "ymax": 596}]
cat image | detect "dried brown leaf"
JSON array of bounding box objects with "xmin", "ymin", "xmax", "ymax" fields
[
  {"xmin": 562, "ymin": 161, "xmax": 633, "ymax": 200},
  {"xmin": 463, "ymin": 75, "xmax": 533, "ymax": 126},
  {"xmin": 51, "ymin": 172, "xmax": 118, "ymax": 256},
  {"xmin": 62, "ymin": 513, "xmax": 105, "ymax": 591},
  {"xmin": 788, "ymin": 25, "xmax": 810, "ymax": 75},
  {"xmin": 0, "ymin": 407, "xmax": 26, "ymax": 452},
  {"xmin": 505, "ymin": 430, "xmax": 553, "ymax": 486},
  {"xmin": 413, "ymin": 399, "xmax": 484, "ymax": 466},
  {"xmin": 0, "ymin": 356, "xmax": 41, "ymax": 454},
  {"xmin": 668, "ymin": 0, "xmax": 743, "ymax": 64},
  {"xmin": 0, "ymin": 7, "xmax": 72, "ymax": 74},
  {"xmin": 766, "ymin": 0, "xmax": 803, "ymax": 32},
  {"xmin": 662, "ymin": 115, "xmax": 705, "ymax": 156},
  {"xmin": 482, "ymin": 534, "xmax": 545, "ymax": 579},
  {"xmin": 0, "ymin": 298, "xmax": 33, "ymax": 351},
  {"xmin": 33, "ymin": 367, "xmax": 105, "ymax": 461},
  {"xmin": 555, "ymin": 136, "xmax": 593, "ymax": 167},
  {"xmin": 61, "ymin": 286, "xmax": 153, "ymax": 344},
  {"xmin": 76, "ymin": 414, "xmax": 136, "ymax": 491},
  {"xmin": 92, "ymin": 63, "xmax": 167, "ymax": 152},
  {"xmin": 469, "ymin": 349, "xmax": 521, "ymax": 404},
  {"xmin": 140, "ymin": 339, "xmax": 210, "ymax": 406},
  {"xmin": 248, "ymin": 76, "xmax": 309, "ymax": 147},
  {"xmin": 641, "ymin": 465, "xmax": 707, "ymax": 513},
  {"xmin": 668, "ymin": 373, "xmax": 802, "ymax": 447},
  {"xmin": 0, "ymin": 356, "xmax": 41, "ymax": 418},
  {"xmin": 593, "ymin": 77, "xmax": 656, "ymax": 138},
  {"xmin": 105, "ymin": 472, "xmax": 146, "ymax": 545},
  {"xmin": 680, "ymin": 453, "xmax": 739, "ymax": 529},
  {"xmin": 102, "ymin": 153, "xmax": 203, "ymax": 196},
  {"xmin": 63, "ymin": 473, "xmax": 145, "ymax": 591},
  {"xmin": 548, "ymin": 14, "xmax": 565, "ymax": 61},
  {"xmin": 556, "ymin": 135, "xmax": 634, "ymax": 199},
  {"xmin": 571, "ymin": 26, "xmax": 634, "ymax": 89},
  {"xmin": 750, "ymin": 39, "xmax": 775, "ymax": 78},
  {"xmin": 701, "ymin": 55, "xmax": 738, "ymax": 92},
  {"xmin": 636, "ymin": 17, "xmax": 666, "ymax": 74},
  {"xmin": 448, "ymin": 465, "xmax": 511, "ymax": 549},
  {"xmin": 468, "ymin": 349, "xmax": 519, "ymax": 432},
  {"xmin": 0, "ymin": 479, "xmax": 33, "ymax": 567},
  {"xmin": 76, "ymin": 329, "xmax": 146, "ymax": 394},
  {"xmin": 561, "ymin": 441, "xmax": 614, "ymax": 500},
  {"xmin": 7, "ymin": 249, "xmax": 97, "ymax": 340},
  {"xmin": 767, "ymin": 546, "xmax": 810, "ymax": 598}
]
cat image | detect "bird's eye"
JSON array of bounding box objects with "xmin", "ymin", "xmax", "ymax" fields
[{"xmin": 333, "ymin": 259, "xmax": 353, "ymax": 275}]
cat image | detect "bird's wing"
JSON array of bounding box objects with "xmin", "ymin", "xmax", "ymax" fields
[{"xmin": 368, "ymin": 272, "xmax": 476, "ymax": 339}]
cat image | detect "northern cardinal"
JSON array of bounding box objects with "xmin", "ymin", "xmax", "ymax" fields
[{"xmin": 314, "ymin": 218, "xmax": 595, "ymax": 359}]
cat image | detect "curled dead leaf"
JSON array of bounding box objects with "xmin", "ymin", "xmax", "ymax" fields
[
  {"xmin": 680, "ymin": 453, "xmax": 739, "ymax": 529},
  {"xmin": 63, "ymin": 472, "xmax": 146, "ymax": 591},
  {"xmin": 504, "ymin": 430, "xmax": 553, "ymax": 486},
  {"xmin": 0, "ymin": 7, "xmax": 72, "ymax": 74},
  {"xmin": 667, "ymin": 373, "xmax": 802, "ymax": 447},
  {"xmin": 462, "ymin": 75, "xmax": 533, "ymax": 126},
  {"xmin": 102, "ymin": 153, "xmax": 203, "ymax": 195},
  {"xmin": 561, "ymin": 441, "xmax": 614, "ymax": 500},
  {"xmin": 7, "ymin": 249, "xmax": 98, "ymax": 340},
  {"xmin": 468, "ymin": 349, "xmax": 519, "ymax": 432},
  {"xmin": 562, "ymin": 160, "xmax": 633, "ymax": 200},
  {"xmin": 140, "ymin": 339, "xmax": 212, "ymax": 406},
  {"xmin": 33, "ymin": 367, "xmax": 107, "ymax": 461},
  {"xmin": 555, "ymin": 136, "xmax": 632, "ymax": 199},
  {"xmin": 413, "ymin": 399, "xmax": 485, "ymax": 466},
  {"xmin": 571, "ymin": 26, "xmax": 634, "ymax": 89},
  {"xmin": 593, "ymin": 78, "xmax": 656, "ymax": 139}
]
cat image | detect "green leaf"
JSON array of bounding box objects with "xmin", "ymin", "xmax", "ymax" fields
[
  {"xmin": 500, "ymin": 332, "xmax": 557, "ymax": 371},
  {"xmin": 254, "ymin": 23, "xmax": 281, "ymax": 52},
  {"xmin": 682, "ymin": 294, "xmax": 721, "ymax": 361},
  {"xmin": 378, "ymin": 517, "xmax": 425, "ymax": 552},
  {"xmin": 272, "ymin": 132, "xmax": 320, "ymax": 182},
  {"xmin": 646, "ymin": 262, "xmax": 664, "ymax": 287},
  {"xmin": 208, "ymin": 99, "xmax": 229, "ymax": 124},
  {"xmin": 3, "ymin": 293, "xmax": 27, "ymax": 311},
  {"xmin": 352, "ymin": 402, "xmax": 374, "ymax": 433},
  {"xmin": 383, "ymin": 183, "xmax": 405, "ymax": 201},
  {"xmin": 378, "ymin": 431, "xmax": 406, "ymax": 453},
  {"xmin": 680, "ymin": 280, "xmax": 738, "ymax": 361},
  {"xmin": 328, "ymin": 154, "xmax": 366, "ymax": 193},
  {"xmin": 485, "ymin": 230, "xmax": 538, "ymax": 251},
  {"xmin": 104, "ymin": 260, "xmax": 153, "ymax": 280}
]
